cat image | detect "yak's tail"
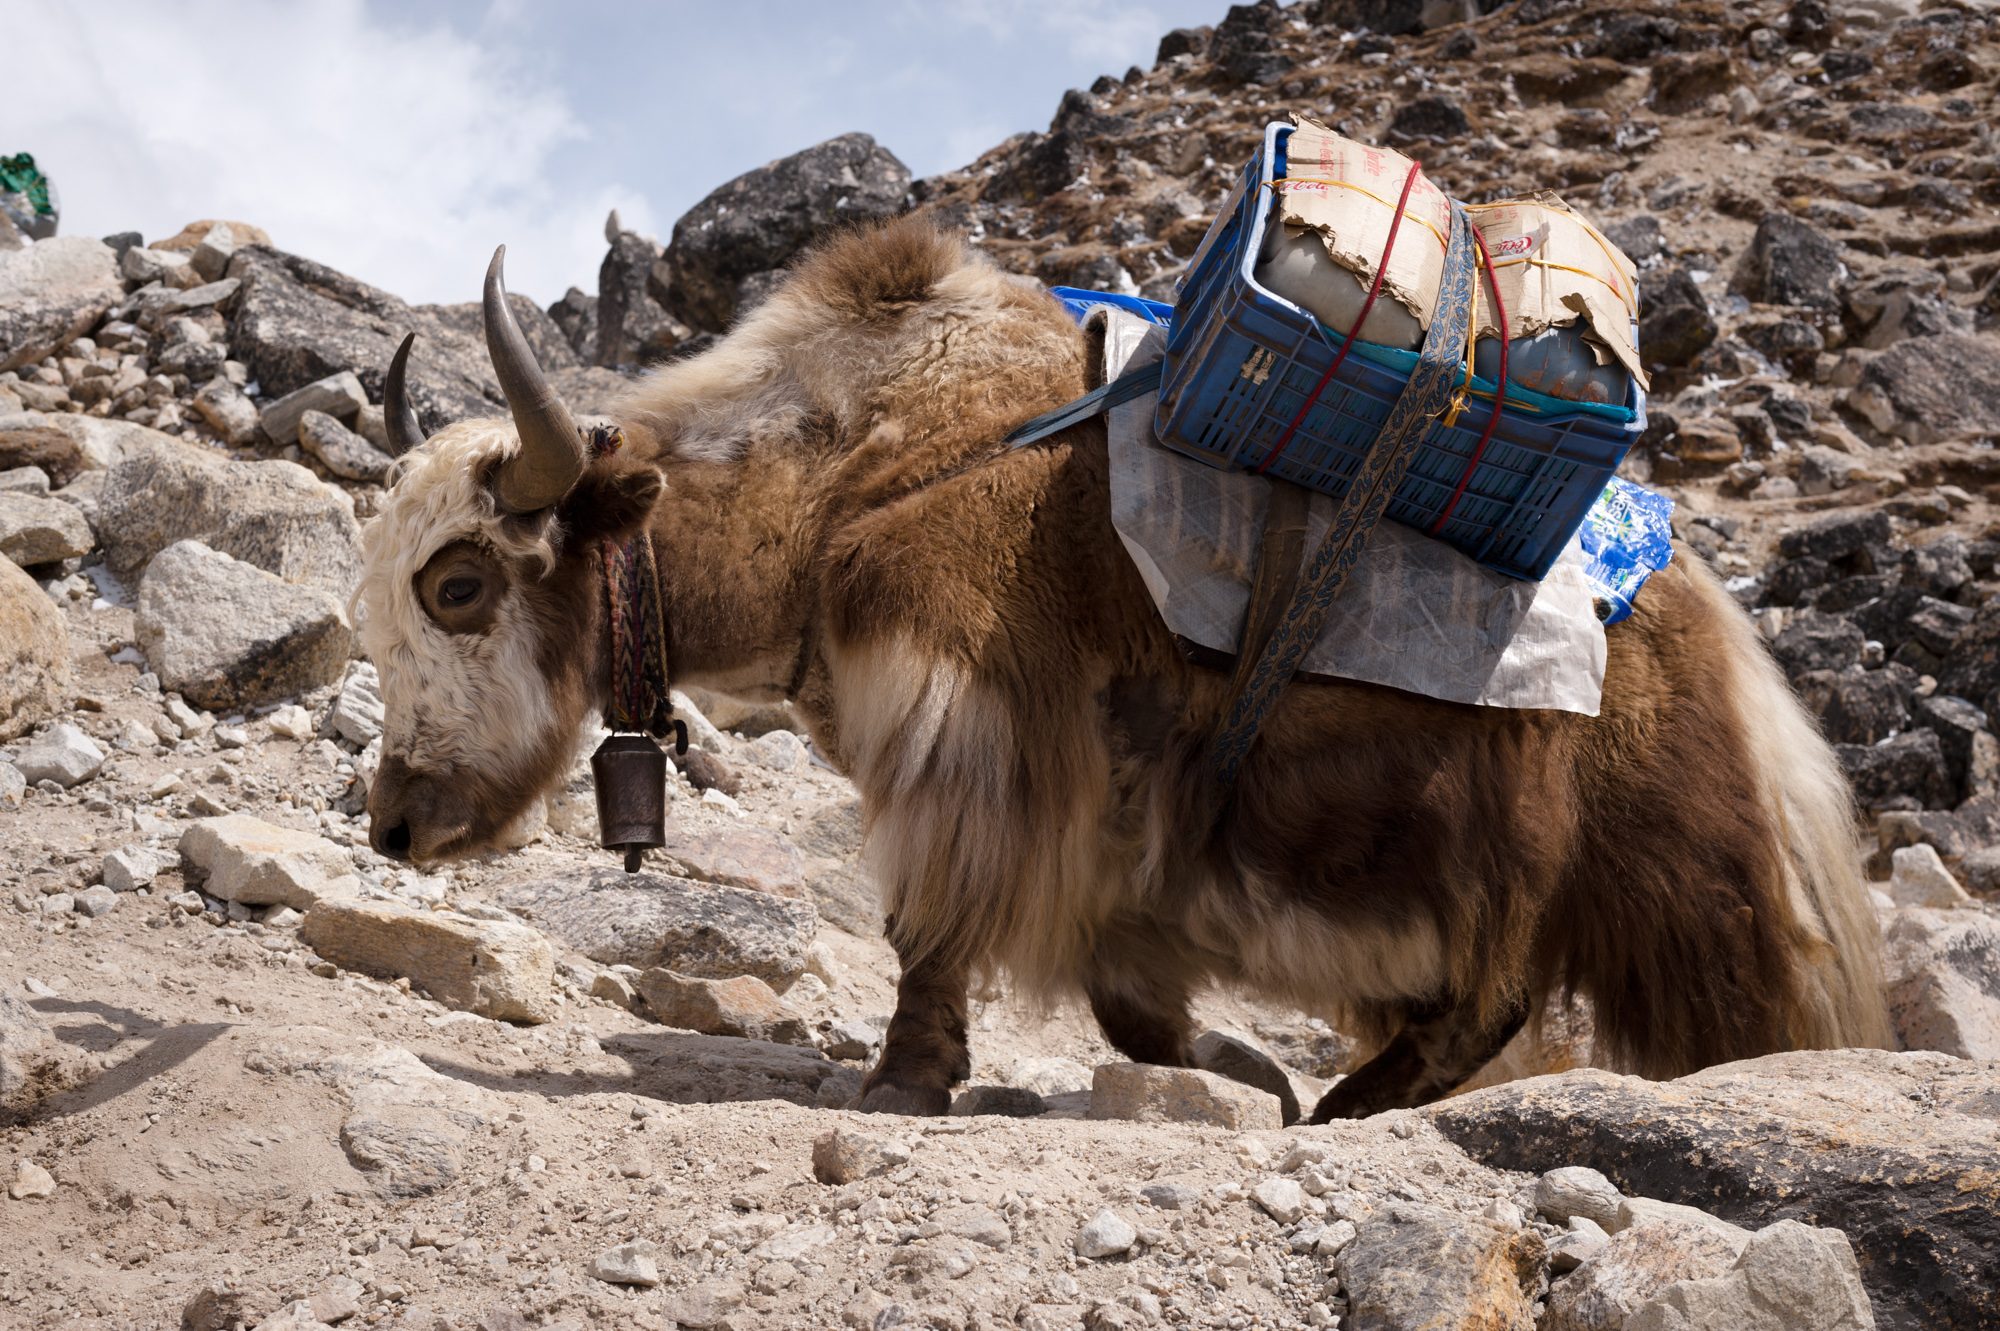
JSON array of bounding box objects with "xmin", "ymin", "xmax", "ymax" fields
[{"xmin": 1689, "ymin": 558, "xmax": 1894, "ymax": 1051}]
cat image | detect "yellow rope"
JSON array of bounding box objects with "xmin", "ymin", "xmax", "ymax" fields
[
  {"xmin": 1270, "ymin": 180, "xmax": 1637, "ymax": 317},
  {"xmin": 1264, "ymin": 176, "xmax": 1452, "ymax": 252}
]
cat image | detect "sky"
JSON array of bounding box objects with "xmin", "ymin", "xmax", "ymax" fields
[{"xmin": 5, "ymin": 0, "xmax": 1225, "ymax": 306}]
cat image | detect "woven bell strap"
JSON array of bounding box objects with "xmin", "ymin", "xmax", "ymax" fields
[{"xmin": 590, "ymin": 424, "xmax": 676, "ymax": 740}]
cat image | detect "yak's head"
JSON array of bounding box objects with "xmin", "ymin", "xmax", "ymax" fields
[{"xmin": 355, "ymin": 248, "xmax": 661, "ymax": 865}]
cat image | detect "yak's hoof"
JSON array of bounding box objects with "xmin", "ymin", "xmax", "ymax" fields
[{"xmin": 852, "ymin": 1078, "xmax": 951, "ymax": 1116}]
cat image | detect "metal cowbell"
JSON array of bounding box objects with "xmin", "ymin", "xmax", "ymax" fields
[{"xmin": 591, "ymin": 733, "xmax": 667, "ymax": 873}]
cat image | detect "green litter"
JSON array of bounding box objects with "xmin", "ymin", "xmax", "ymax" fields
[{"xmin": 0, "ymin": 154, "xmax": 54, "ymax": 215}]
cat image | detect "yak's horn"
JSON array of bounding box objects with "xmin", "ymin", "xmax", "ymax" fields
[
  {"xmin": 383, "ymin": 333, "xmax": 427, "ymax": 456},
  {"xmin": 485, "ymin": 244, "xmax": 583, "ymax": 513}
]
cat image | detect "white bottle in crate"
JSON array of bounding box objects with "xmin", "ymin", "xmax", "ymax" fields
[
  {"xmin": 1472, "ymin": 327, "xmax": 1630, "ymax": 407},
  {"xmin": 1254, "ymin": 222, "xmax": 1425, "ymax": 351},
  {"xmin": 1256, "ymin": 218, "xmax": 1631, "ymax": 408}
]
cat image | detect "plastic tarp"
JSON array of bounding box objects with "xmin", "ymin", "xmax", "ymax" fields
[{"xmin": 1100, "ymin": 308, "xmax": 1608, "ymax": 715}]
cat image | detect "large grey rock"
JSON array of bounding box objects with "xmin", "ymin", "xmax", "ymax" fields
[
  {"xmin": 0, "ymin": 237, "xmax": 122, "ymax": 372},
  {"xmin": 0, "ymin": 993, "xmax": 92, "ymax": 1120},
  {"xmin": 0, "ymin": 555, "xmax": 70, "ymax": 741},
  {"xmin": 1733, "ymin": 213, "xmax": 1845, "ymax": 309},
  {"xmin": 595, "ymin": 228, "xmax": 688, "ymax": 369},
  {"xmin": 179, "ymin": 813, "xmax": 355, "ymax": 908},
  {"xmin": 1087, "ymin": 1062, "xmax": 1282, "ymax": 1130},
  {"xmin": 1429, "ymin": 1050, "xmax": 2000, "ymax": 1330},
  {"xmin": 497, "ymin": 868, "xmax": 817, "ymax": 991},
  {"xmin": 136, "ymin": 540, "xmax": 352, "ymax": 710},
  {"xmin": 258, "ymin": 371, "xmax": 366, "ymax": 446},
  {"xmin": 93, "ymin": 432, "xmax": 361, "ymax": 598},
  {"xmin": 1882, "ymin": 907, "xmax": 2000, "ymax": 1058},
  {"xmin": 655, "ymin": 134, "xmax": 910, "ymax": 334},
  {"xmin": 297, "ymin": 409, "xmax": 392, "ymax": 484},
  {"xmin": 1337, "ymin": 1201, "xmax": 1545, "ymax": 1331},
  {"xmin": 301, "ymin": 899, "xmax": 555, "ymax": 1023},
  {"xmin": 10, "ymin": 721, "xmax": 103, "ymax": 788},
  {"xmin": 1628, "ymin": 1219, "xmax": 1875, "ymax": 1331},
  {"xmin": 1545, "ymin": 1214, "xmax": 1746, "ymax": 1331},
  {"xmin": 1845, "ymin": 334, "xmax": 2000, "ymax": 445},
  {"xmin": 227, "ymin": 245, "xmax": 575, "ymax": 434},
  {"xmin": 0, "ymin": 491, "xmax": 92, "ymax": 565},
  {"xmin": 632, "ymin": 969, "xmax": 811, "ymax": 1046},
  {"xmin": 1192, "ymin": 1028, "xmax": 1301, "ymax": 1125}
]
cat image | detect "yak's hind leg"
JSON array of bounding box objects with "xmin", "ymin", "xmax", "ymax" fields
[
  {"xmin": 855, "ymin": 924, "xmax": 969, "ymax": 1116},
  {"xmin": 1308, "ymin": 993, "xmax": 1528, "ymax": 1121},
  {"xmin": 1083, "ymin": 921, "xmax": 1198, "ymax": 1067}
]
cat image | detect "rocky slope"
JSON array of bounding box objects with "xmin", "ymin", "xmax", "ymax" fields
[{"xmin": 2, "ymin": 0, "xmax": 2000, "ymax": 1328}]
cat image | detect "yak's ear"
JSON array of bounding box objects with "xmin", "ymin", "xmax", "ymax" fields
[{"xmin": 557, "ymin": 455, "xmax": 663, "ymax": 546}]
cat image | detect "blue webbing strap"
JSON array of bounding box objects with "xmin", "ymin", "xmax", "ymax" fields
[
  {"xmin": 1002, "ymin": 361, "xmax": 1165, "ymax": 447},
  {"xmin": 1206, "ymin": 202, "xmax": 1480, "ymax": 795}
]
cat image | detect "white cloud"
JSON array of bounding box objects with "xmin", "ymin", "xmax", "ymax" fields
[{"xmin": 3, "ymin": 0, "xmax": 651, "ymax": 304}]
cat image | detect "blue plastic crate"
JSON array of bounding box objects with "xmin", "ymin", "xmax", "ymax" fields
[{"xmin": 1156, "ymin": 122, "xmax": 1648, "ymax": 581}]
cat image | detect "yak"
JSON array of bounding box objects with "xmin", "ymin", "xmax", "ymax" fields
[{"xmin": 355, "ymin": 214, "xmax": 1890, "ymax": 1121}]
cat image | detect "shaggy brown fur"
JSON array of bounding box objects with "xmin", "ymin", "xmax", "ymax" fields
[{"xmin": 362, "ymin": 214, "xmax": 1891, "ymax": 1118}]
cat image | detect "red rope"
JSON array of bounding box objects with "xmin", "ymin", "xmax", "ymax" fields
[
  {"xmin": 1429, "ymin": 231, "xmax": 1509, "ymax": 536},
  {"xmin": 1255, "ymin": 160, "xmax": 1426, "ymax": 476}
]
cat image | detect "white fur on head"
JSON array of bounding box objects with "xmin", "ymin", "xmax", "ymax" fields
[{"xmin": 355, "ymin": 419, "xmax": 566, "ymax": 780}]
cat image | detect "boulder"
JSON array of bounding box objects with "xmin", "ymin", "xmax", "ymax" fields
[
  {"xmin": 1545, "ymin": 1215, "xmax": 1746, "ymax": 1331},
  {"xmin": 594, "ymin": 228, "xmax": 687, "ymax": 369},
  {"xmin": 1429, "ymin": 1050, "xmax": 2000, "ymax": 1330},
  {"xmin": 297, "ymin": 410, "xmax": 392, "ymax": 484},
  {"xmin": 9, "ymin": 721, "xmax": 103, "ymax": 788},
  {"xmin": 1835, "ymin": 729, "xmax": 1951, "ymax": 810},
  {"xmin": 93, "ymin": 432, "xmax": 361, "ymax": 598},
  {"xmin": 257, "ymin": 371, "xmax": 367, "ymax": 446},
  {"xmin": 547, "ymin": 285, "xmax": 597, "ymax": 363},
  {"xmin": 1087, "ymin": 1062, "xmax": 1283, "ymax": 1129},
  {"xmin": 1337, "ymin": 1201, "xmax": 1545, "ymax": 1331},
  {"xmin": 656, "ymin": 134, "xmax": 910, "ymax": 334},
  {"xmin": 1733, "ymin": 214, "xmax": 1844, "ymax": 309},
  {"xmin": 0, "ymin": 492, "xmax": 92, "ymax": 566},
  {"xmin": 136, "ymin": 540, "xmax": 352, "ymax": 710},
  {"xmin": 301, "ymin": 899, "xmax": 555, "ymax": 1023},
  {"xmin": 1887, "ymin": 844, "xmax": 1973, "ymax": 909},
  {"xmin": 226, "ymin": 245, "xmax": 573, "ymax": 433},
  {"xmin": 1, "ymin": 992, "xmax": 93, "ymax": 1120},
  {"xmin": 1845, "ymin": 334, "xmax": 2000, "ymax": 446},
  {"xmin": 178, "ymin": 813, "xmax": 356, "ymax": 909},
  {"xmin": 632, "ymin": 969, "xmax": 812, "ymax": 1046},
  {"xmin": 664, "ymin": 824, "xmax": 807, "ymax": 898},
  {"xmin": 1637, "ymin": 268, "xmax": 1718, "ymax": 369},
  {"xmin": 0, "ymin": 555, "xmax": 70, "ymax": 741},
  {"xmin": 1882, "ymin": 907, "xmax": 2000, "ymax": 1058},
  {"xmin": 497, "ymin": 868, "xmax": 816, "ymax": 991},
  {"xmin": 1192, "ymin": 1028, "xmax": 1301, "ymax": 1125},
  {"xmin": 810, "ymin": 1126, "xmax": 910, "ymax": 1184},
  {"xmin": 1627, "ymin": 1219, "xmax": 1875, "ymax": 1331},
  {"xmin": 0, "ymin": 236, "xmax": 122, "ymax": 372}
]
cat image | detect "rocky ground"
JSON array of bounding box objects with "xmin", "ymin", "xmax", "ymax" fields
[{"xmin": 3, "ymin": 0, "xmax": 2000, "ymax": 1328}]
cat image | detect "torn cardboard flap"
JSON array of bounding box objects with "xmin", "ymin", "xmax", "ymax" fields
[
  {"xmin": 1277, "ymin": 119, "xmax": 1453, "ymax": 328},
  {"xmin": 1274, "ymin": 118, "xmax": 1648, "ymax": 392},
  {"xmin": 1464, "ymin": 195, "xmax": 1648, "ymax": 389}
]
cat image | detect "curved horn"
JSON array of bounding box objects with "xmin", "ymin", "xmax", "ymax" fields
[
  {"xmin": 484, "ymin": 245, "xmax": 583, "ymax": 513},
  {"xmin": 383, "ymin": 333, "xmax": 427, "ymax": 457}
]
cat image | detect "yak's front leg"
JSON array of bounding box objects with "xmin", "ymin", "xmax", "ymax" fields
[
  {"xmin": 1308, "ymin": 993, "xmax": 1528, "ymax": 1121},
  {"xmin": 854, "ymin": 926, "xmax": 970, "ymax": 1115}
]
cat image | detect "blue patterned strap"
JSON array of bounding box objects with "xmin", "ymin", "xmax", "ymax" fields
[{"xmin": 1207, "ymin": 202, "xmax": 1479, "ymax": 793}]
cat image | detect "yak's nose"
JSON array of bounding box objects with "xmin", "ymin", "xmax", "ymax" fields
[
  {"xmin": 371, "ymin": 817, "xmax": 413, "ymax": 861},
  {"xmin": 367, "ymin": 751, "xmax": 417, "ymax": 861}
]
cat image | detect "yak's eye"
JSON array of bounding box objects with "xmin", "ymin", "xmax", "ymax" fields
[{"xmin": 440, "ymin": 576, "xmax": 481, "ymax": 607}]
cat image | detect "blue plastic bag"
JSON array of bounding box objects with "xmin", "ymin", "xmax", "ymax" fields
[{"xmin": 1577, "ymin": 477, "xmax": 1674, "ymax": 624}]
